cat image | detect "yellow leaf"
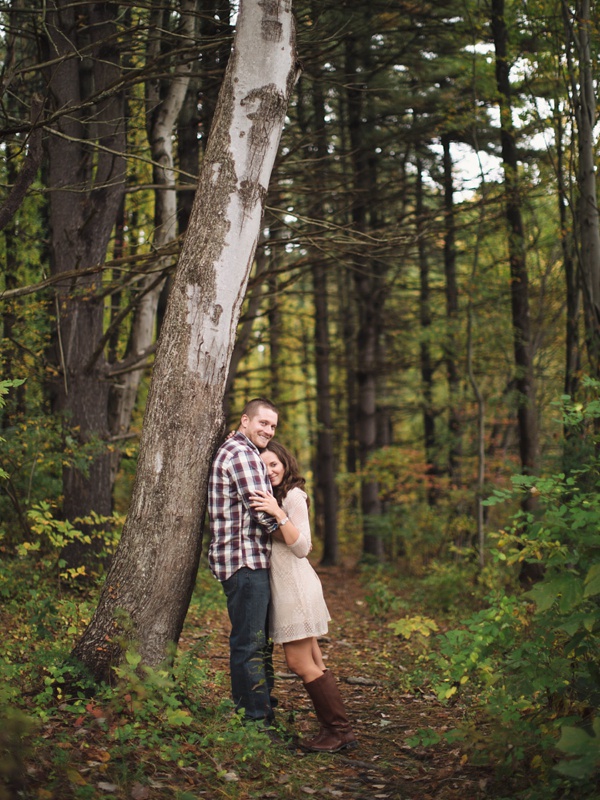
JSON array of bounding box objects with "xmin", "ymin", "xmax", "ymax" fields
[
  {"xmin": 531, "ymin": 755, "xmax": 544, "ymax": 770},
  {"xmin": 66, "ymin": 768, "xmax": 87, "ymax": 786}
]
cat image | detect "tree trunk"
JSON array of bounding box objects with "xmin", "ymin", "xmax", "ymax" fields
[
  {"xmin": 563, "ymin": 0, "xmax": 600, "ymax": 378},
  {"xmin": 491, "ymin": 0, "xmax": 540, "ymax": 584},
  {"xmin": 345, "ymin": 31, "xmax": 384, "ymax": 561},
  {"xmin": 108, "ymin": 0, "xmax": 197, "ymax": 477},
  {"xmin": 72, "ymin": 0, "xmax": 297, "ymax": 682},
  {"xmin": 555, "ymin": 101, "xmax": 580, "ymax": 404},
  {"xmin": 416, "ymin": 153, "xmax": 437, "ymax": 507},
  {"xmin": 491, "ymin": 0, "xmax": 539, "ymax": 477},
  {"xmin": 43, "ymin": 0, "xmax": 126, "ymax": 561},
  {"xmin": 441, "ymin": 133, "xmax": 462, "ymax": 485},
  {"xmin": 296, "ymin": 48, "xmax": 339, "ymax": 564}
]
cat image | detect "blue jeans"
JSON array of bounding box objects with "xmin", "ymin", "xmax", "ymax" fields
[{"xmin": 222, "ymin": 567, "xmax": 275, "ymax": 723}]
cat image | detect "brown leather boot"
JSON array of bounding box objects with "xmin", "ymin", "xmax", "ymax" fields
[{"xmin": 300, "ymin": 670, "xmax": 358, "ymax": 753}]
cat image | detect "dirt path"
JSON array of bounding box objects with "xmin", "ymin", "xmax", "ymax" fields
[{"xmin": 191, "ymin": 563, "xmax": 492, "ymax": 800}]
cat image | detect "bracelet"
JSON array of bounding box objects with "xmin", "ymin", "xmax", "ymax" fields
[{"xmin": 279, "ymin": 516, "xmax": 289, "ymax": 527}]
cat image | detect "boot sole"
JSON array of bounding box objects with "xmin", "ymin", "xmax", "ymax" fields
[{"xmin": 300, "ymin": 739, "xmax": 358, "ymax": 754}]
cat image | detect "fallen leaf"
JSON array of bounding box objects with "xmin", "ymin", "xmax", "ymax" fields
[
  {"xmin": 131, "ymin": 782, "xmax": 150, "ymax": 800},
  {"xmin": 97, "ymin": 782, "xmax": 118, "ymax": 792},
  {"xmin": 66, "ymin": 768, "xmax": 86, "ymax": 786}
]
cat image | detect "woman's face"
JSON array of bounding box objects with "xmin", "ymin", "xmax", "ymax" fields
[{"xmin": 261, "ymin": 450, "xmax": 285, "ymax": 487}]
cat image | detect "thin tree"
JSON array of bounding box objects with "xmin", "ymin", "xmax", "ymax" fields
[
  {"xmin": 107, "ymin": 0, "xmax": 198, "ymax": 473},
  {"xmin": 562, "ymin": 0, "xmax": 600, "ymax": 379},
  {"xmin": 490, "ymin": 0, "xmax": 539, "ymax": 477}
]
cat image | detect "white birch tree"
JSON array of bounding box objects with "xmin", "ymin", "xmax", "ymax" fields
[
  {"xmin": 108, "ymin": 0, "xmax": 198, "ymax": 461},
  {"xmin": 72, "ymin": 0, "xmax": 298, "ymax": 682}
]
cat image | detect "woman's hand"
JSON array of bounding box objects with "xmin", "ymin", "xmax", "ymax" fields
[{"xmin": 249, "ymin": 489, "xmax": 282, "ymax": 520}]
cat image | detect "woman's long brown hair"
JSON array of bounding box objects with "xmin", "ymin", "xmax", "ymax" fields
[{"xmin": 263, "ymin": 440, "xmax": 309, "ymax": 507}]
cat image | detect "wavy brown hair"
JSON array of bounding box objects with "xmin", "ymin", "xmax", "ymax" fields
[{"xmin": 263, "ymin": 440, "xmax": 309, "ymax": 507}]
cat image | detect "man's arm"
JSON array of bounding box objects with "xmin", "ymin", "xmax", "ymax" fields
[{"xmin": 230, "ymin": 449, "xmax": 279, "ymax": 533}]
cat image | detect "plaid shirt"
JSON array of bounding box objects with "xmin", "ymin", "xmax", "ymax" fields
[{"xmin": 208, "ymin": 432, "xmax": 279, "ymax": 581}]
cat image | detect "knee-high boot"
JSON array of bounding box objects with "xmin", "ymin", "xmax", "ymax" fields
[{"xmin": 300, "ymin": 670, "xmax": 357, "ymax": 753}]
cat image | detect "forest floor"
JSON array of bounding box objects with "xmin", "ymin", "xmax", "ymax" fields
[
  {"xmin": 6, "ymin": 560, "xmax": 525, "ymax": 800},
  {"xmin": 176, "ymin": 561, "xmax": 500, "ymax": 800}
]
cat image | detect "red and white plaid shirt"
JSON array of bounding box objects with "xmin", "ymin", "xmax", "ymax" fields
[{"xmin": 208, "ymin": 432, "xmax": 279, "ymax": 581}]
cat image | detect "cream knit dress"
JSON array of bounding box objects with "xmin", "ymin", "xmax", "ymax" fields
[{"xmin": 269, "ymin": 487, "xmax": 331, "ymax": 644}]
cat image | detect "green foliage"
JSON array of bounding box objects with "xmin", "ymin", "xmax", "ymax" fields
[
  {"xmin": 0, "ymin": 698, "xmax": 36, "ymax": 797},
  {"xmin": 17, "ymin": 502, "xmax": 122, "ymax": 586},
  {"xmin": 363, "ymin": 570, "xmax": 406, "ymax": 616},
  {"xmin": 0, "ymin": 555, "xmax": 296, "ymax": 799},
  {"xmin": 403, "ymin": 390, "xmax": 600, "ymax": 796},
  {"xmin": 0, "ymin": 413, "xmax": 111, "ymax": 547},
  {"xmin": 0, "ymin": 379, "xmax": 25, "ymax": 481},
  {"xmin": 555, "ymin": 719, "xmax": 600, "ymax": 779}
]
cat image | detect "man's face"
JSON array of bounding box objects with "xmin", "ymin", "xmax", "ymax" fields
[{"xmin": 240, "ymin": 406, "xmax": 278, "ymax": 450}]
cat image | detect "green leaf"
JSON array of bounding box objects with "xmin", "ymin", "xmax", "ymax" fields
[
  {"xmin": 528, "ymin": 575, "xmax": 584, "ymax": 613},
  {"xmin": 527, "ymin": 578, "xmax": 561, "ymax": 612},
  {"xmin": 125, "ymin": 651, "xmax": 141, "ymax": 668},
  {"xmin": 583, "ymin": 564, "xmax": 600, "ymax": 598},
  {"xmin": 558, "ymin": 576, "xmax": 584, "ymax": 613},
  {"xmin": 555, "ymin": 725, "xmax": 600, "ymax": 779}
]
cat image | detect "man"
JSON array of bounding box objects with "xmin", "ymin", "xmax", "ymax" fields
[{"xmin": 208, "ymin": 398, "xmax": 281, "ymax": 727}]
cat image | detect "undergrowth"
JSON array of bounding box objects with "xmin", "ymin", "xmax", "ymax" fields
[
  {"xmin": 0, "ymin": 560, "xmax": 305, "ymax": 800},
  {"xmin": 359, "ymin": 388, "xmax": 600, "ymax": 800}
]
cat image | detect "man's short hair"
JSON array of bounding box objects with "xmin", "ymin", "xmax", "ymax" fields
[{"xmin": 241, "ymin": 397, "xmax": 279, "ymax": 420}]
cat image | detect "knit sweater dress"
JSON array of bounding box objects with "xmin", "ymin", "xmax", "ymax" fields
[{"xmin": 269, "ymin": 487, "xmax": 331, "ymax": 644}]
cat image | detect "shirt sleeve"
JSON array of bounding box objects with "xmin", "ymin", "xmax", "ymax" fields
[
  {"xmin": 229, "ymin": 448, "xmax": 279, "ymax": 534},
  {"xmin": 284, "ymin": 489, "xmax": 311, "ymax": 559}
]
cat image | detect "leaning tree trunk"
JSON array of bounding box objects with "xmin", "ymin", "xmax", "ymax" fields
[{"xmin": 72, "ymin": 0, "xmax": 297, "ymax": 682}]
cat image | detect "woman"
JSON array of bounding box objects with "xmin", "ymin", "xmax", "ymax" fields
[{"xmin": 250, "ymin": 440, "xmax": 357, "ymax": 753}]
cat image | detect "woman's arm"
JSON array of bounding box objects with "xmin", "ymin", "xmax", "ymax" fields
[{"xmin": 282, "ymin": 489, "xmax": 311, "ymax": 558}]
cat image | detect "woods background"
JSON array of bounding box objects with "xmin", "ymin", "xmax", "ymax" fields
[{"xmin": 1, "ymin": 1, "xmax": 600, "ymax": 797}]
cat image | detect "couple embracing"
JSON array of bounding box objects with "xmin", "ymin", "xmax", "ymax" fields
[{"xmin": 207, "ymin": 398, "xmax": 357, "ymax": 753}]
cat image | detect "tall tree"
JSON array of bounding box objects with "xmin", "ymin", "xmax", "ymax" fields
[
  {"xmin": 441, "ymin": 133, "xmax": 462, "ymax": 485},
  {"xmin": 490, "ymin": 0, "xmax": 539, "ymax": 482},
  {"xmin": 43, "ymin": 0, "xmax": 127, "ymax": 554},
  {"xmin": 415, "ymin": 151, "xmax": 438, "ymax": 506},
  {"xmin": 563, "ymin": 0, "xmax": 600, "ymax": 379},
  {"xmin": 72, "ymin": 0, "xmax": 298, "ymax": 682},
  {"xmin": 107, "ymin": 0, "xmax": 198, "ymax": 471},
  {"xmin": 295, "ymin": 39, "xmax": 339, "ymax": 563},
  {"xmin": 345, "ymin": 21, "xmax": 385, "ymax": 560}
]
